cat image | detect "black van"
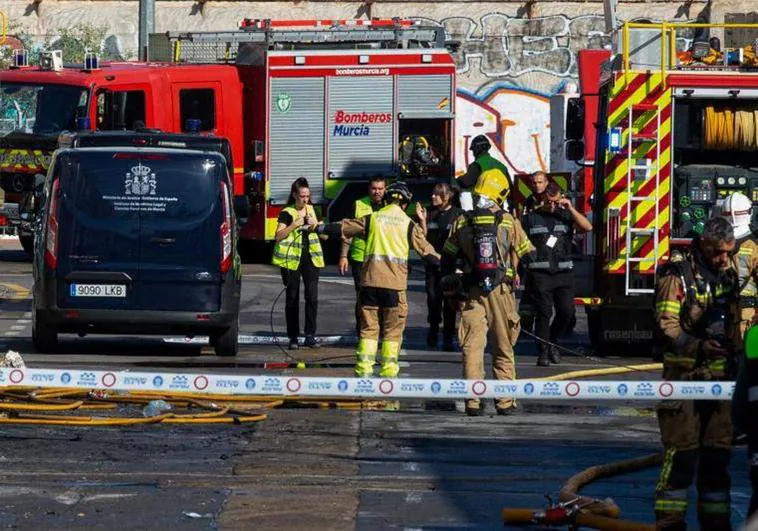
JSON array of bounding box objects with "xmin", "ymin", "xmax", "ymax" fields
[{"xmin": 32, "ymin": 136, "xmax": 242, "ymax": 356}]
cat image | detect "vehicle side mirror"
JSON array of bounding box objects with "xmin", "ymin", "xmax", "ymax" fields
[
  {"xmin": 234, "ymin": 196, "xmax": 250, "ymax": 220},
  {"xmin": 565, "ymin": 140, "xmax": 585, "ymax": 162},
  {"xmin": 566, "ymin": 97, "xmax": 585, "ymax": 141}
]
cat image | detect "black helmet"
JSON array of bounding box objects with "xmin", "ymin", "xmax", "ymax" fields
[
  {"xmin": 386, "ymin": 181, "xmax": 413, "ymax": 203},
  {"xmin": 470, "ymin": 135, "xmax": 491, "ymax": 154}
]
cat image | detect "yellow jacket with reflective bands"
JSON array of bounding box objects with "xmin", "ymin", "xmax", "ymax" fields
[
  {"xmin": 271, "ymin": 205, "xmax": 325, "ymax": 270},
  {"xmin": 341, "ymin": 203, "xmax": 438, "ymax": 290}
]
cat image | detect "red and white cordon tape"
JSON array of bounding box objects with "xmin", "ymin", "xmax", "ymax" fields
[{"xmin": 0, "ymin": 368, "xmax": 735, "ymax": 400}]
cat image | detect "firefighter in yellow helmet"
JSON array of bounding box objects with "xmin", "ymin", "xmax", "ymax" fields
[
  {"xmin": 315, "ymin": 181, "xmax": 440, "ymax": 378},
  {"xmin": 442, "ymin": 169, "xmax": 534, "ymax": 416}
]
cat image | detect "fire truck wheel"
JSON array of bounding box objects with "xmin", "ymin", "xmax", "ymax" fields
[
  {"xmin": 19, "ymin": 234, "xmax": 34, "ymax": 257},
  {"xmin": 213, "ymin": 318, "xmax": 239, "ymax": 357}
]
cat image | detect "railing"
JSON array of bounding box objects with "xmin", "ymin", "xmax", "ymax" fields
[{"xmin": 621, "ymin": 22, "xmax": 758, "ymax": 79}]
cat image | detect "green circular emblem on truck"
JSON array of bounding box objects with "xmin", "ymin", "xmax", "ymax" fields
[{"xmin": 276, "ymin": 93, "xmax": 292, "ymax": 113}]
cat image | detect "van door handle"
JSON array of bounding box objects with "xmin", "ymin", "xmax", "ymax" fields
[{"xmin": 150, "ymin": 237, "xmax": 176, "ymax": 245}]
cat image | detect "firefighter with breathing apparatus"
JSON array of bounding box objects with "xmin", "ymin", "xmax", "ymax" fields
[
  {"xmin": 441, "ymin": 169, "xmax": 534, "ymax": 416},
  {"xmin": 653, "ymin": 216, "xmax": 739, "ymax": 531},
  {"xmin": 399, "ymin": 135, "xmax": 439, "ymax": 178},
  {"xmin": 721, "ymin": 191, "xmax": 758, "ymax": 521},
  {"xmin": 315, "ymin": 181, "xmax": 439, "ymax": 379}
]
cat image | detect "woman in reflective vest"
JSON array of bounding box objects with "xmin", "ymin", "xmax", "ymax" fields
[{"xmin": 271, "ymin": 178, "xmax": 325, "ymax": 350}]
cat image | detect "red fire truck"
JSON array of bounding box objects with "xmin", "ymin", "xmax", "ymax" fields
[
  {"xmin": 566, "ymin": 21, "xmax": 758, "ymax": 354},
  {"xmin": 0, "ymin": 18, "xmax": 457, "ymax": 255}
]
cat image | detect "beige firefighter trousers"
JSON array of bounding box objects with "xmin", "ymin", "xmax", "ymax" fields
[
  {"xmin": 355, "ymin": 291, "xmax": 408, "ymax": 378},
  {"xmin": 459, "ymin": 283, "xmax": 521, "ymax": 410}
]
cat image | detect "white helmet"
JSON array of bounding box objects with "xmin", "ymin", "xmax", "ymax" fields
[{"xmin": 721, "ymin": 191, "xmax": 753, "ymax": 239}]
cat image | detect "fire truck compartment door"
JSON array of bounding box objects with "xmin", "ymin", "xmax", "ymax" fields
[
  {"xmin": 397, "ymin": 75, "xmax": 453, "ymax": 115},
  {"xmin": 328, "ymin": 76, "xmax": 394, "ymax": 179},
  {"xmin": 268, "ymin": 77, "xmax": 325, "ymax": 205}
]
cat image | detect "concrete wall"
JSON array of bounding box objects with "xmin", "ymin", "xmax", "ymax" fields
[{"xmin": 1, "ymin": 0, "xmax": 753, "ymax": 175}]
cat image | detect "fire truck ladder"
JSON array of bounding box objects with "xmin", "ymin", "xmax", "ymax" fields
[
  {"xmin": 151, "ymin": 19, "xmax": 448, "ymax": 63},
  {"xmin": 624, "ymin": 102, "xmax": 662, "ymax": 296}
]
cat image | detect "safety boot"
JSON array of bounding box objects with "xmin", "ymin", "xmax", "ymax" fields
[
  {"xmin": 548, "ymin": 345, "xmax": 561, "ymax": 365},
  {"xmin": 536, "ymin": 350, "xmax": 550, "ymax": 367}
]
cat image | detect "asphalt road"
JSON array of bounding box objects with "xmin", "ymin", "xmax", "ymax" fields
[{"xmin": 0, "ymin": 238, "xmax": 752, "ymax": 530}]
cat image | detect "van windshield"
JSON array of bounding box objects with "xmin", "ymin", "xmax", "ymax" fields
[
  {"xmin": 60, "ymin": 151, "xmax": 221, "ymax": 220},
  {"xmin": 0, "ymin": 83, "xmax": 88, "ymax": 136}
]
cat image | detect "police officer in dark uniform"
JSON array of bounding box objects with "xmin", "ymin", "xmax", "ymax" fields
[
  {"xmin": 521, "ymin": 182, "xmax": 592, "ymax": 366},
  {"xmin": 653, "ymin": 216, "xmax": 740, "ymax": 531},
  {"xmin": 736, "ymin": 325, "xmax": 758, "ymax": 520}
]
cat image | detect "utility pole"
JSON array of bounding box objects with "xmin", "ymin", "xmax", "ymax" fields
[{"xmin": 138, "ymin": 0, "xmax": 155, "ymax": 61}]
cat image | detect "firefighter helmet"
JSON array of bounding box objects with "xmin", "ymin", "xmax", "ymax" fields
[
  {"xmin": 721, "ymin": 191, "xmax": 753, "ymax": 239},
  {"xmin": 386, "ymin": 181, "xmax": 413, "ymax": 204},
  {"xmin": 470, "ymin": 135, "xmax": 491, "ymax": 155},
  {"xmin": 472, "ymin": 168, "xmax": 511, "ymax": 207}
]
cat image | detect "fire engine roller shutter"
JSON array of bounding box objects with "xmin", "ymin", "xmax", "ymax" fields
[
  {"xmin": 269, "ymin": 77, "xmax": 325, "ymax": 204},
  {"xmin": 397, "ymin": 75, "xmax": 453, "ymax": 115},
  {"xmin": 328, "ymin": 76, "xmax": 394, "ymax": 178}
]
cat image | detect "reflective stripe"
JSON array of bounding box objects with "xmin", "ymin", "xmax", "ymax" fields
[
  {"xmin": 700, "ymin": 491, "xmax": 730, "ymax": 502},
  {"xmin": 528, "ymin": 226, "xmax": 549, "ymax": 235},
  {"xmin": 365, "ymin": 254, "xmax": 408, "ymax": 265},
  {"xmin": 655, "ymin": 500, "xmax": 688, "ymax": 512},
  {"xmin": 528, "ymin": 261, "xmax": 551, "ymax": 270},
  {"xmin": 500, "ymin": 218, "xmax": 514, "ymax": 228},
  {"xmin": 443, "ymin": 240, "xmax": 459, "ymax": 254},
  {"xmin": 553, "ymin": 224, "xmax": 569, "ymax": 233},
  {"xmin": 697, "ymin": 501, "xmax": 730, "ymax": 515},
  {"xmin": 357, "ymin": 338, "xmax": 378, "ymax": 357},
  {"xmin": 657, "ymin": 447, "xmax": 677, "ymax": 493},
  {"xmin": 656, "ymin": 300, "xmax": 681, "ymax": 314},
  {"xmin": 663, "ymin": 352, "xmax": 696, "ymax": 368},
  {"xmin": 473, "ymin": 215, "xmax": 496, "ymax": 225},
  {"xmin": 515, "ymin": 242, "xmax": 531, "ymax": 258},
  {"xmin": 557, "ymin": 261, "xmax": 573, "ymax": 269},
  {"xmin": 660, "ymin": 489, "xmax": 689, "ymax": 500},
  {"xmin": 748, "ymin": 385, "xmax": 758, "ymax": 402},
  {"xmin": 505, "ymin": 267, "xmax": 514, "ymax": 278}
]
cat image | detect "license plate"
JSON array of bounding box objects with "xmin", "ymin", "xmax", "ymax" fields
[{"xmin": 70, "ymin": 284, "xmax": 126, "ymax": 298}]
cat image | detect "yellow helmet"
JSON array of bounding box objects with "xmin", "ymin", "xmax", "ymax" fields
[{"xmin": 472, "ymin": 168, "xmax": 511, "ymax": 206}]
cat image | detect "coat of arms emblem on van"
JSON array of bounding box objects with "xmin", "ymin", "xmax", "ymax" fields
[{"xmin": 125, "ymin": 163, "xmax": 157, "ymax": 196}]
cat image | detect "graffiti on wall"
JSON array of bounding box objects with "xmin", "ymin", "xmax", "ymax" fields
[
  {"xmin": 416, "ymin": 14, "xmax": 611, "ymax": 79},
  {"xmin": 454, "ymin": 86, "xmax": 553, "ymax": 176}
]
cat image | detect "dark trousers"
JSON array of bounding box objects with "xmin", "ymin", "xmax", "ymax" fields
[
  {"xmin": 530, "ymin": 271, "xmax": 575, "ymax": 353},
  {"xmin": 350, "ymin": 258, "xmax": 363, "ymax": 335},
  {"xmin": 280, "ymin": 259, "xmax": 319, "ymax": 340},
  {"xmin": 425, "ymin": 267, "xmax": 456, "ymax": 341},
  {"xmin": 749, "ymin": 435, "xmax": 758, "ymax": 519}
]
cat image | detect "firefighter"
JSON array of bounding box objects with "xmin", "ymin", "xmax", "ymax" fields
[
  {"xmin": 719, "ymin": 191, "xmax": 758, "ymax": 347},
  {"xmin": 399, "ymin": 135, "xmax": 439, "ymax": 178},
  {"xmin": 653, "ymin": 216, "xmax": 739, "ymax": 531},
  {"xmin": 442, "ymin": 168, "xmax": 534, "ymax": 416},
  {"xmin": 316, "ymin": 181, "xmax": 439, "ymax": 378},
  {"xmin": 736, "ymin": 325, "xmax": 758, "ymax": 520},
  {"xmin": 457, "ymin": 135, "xmax": 512, "ymax": 192},
  {"xmin": 521, "ymin": 182, "xmax": 592, "ymax": 366},
  {"xmin": 338, "ymin": 175, "xmax": 387, "ymax": 336}
]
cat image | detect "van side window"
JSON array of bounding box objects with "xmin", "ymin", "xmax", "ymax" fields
[
  {"xmin": 179, "ymin": 89, "xmax": 215, "ymax": 132},
  {"xmin": 96, "ymin": 91, "xmax": 147, "ymax": 130}
]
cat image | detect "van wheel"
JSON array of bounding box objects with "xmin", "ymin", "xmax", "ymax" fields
[
  {"xmin": 214, "ymin": 319, "xmax": 239, "ymax": 357},
  {"xmin": 19, "ymin": 234, "xmax": 34, "ymax": 257},
  {"xmin": 32, "ymin": 310, "xmax": 58, "ymax": 353}
]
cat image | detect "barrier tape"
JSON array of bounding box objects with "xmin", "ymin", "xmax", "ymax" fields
[{"xmin": 0, "ymin": 368, "xmax": 736, "ymax": 400}]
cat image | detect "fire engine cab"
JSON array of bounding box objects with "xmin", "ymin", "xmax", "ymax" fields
[
  {"xmin": 0, "ymin": 19, "xmax": 457, "ymax": 255},
  {"xmin": 567, "ymin": 22, "xmax": 758, "ymax": 354}
]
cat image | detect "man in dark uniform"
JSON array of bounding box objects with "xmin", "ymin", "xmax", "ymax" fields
[
  {"xmin": 653, "ymin": 216, "xmax": 739, "ymax": 531},
  {"xmin": 521, "ymin": 183, "xmax": 592, "ymax": 366}
]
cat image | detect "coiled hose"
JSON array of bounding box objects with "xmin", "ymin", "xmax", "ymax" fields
[{"xmin": 704, "ymin": 104, "xmax": 758, "ymax": 151}]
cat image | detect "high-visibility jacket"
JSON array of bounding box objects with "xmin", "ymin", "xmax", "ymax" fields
[
  {"xmin": 476, "ymin": 153, "xmax": 510, "ymax": 182},
  {"xmin": 365, "ymin": 203, "xmax": 412, "ymax": 269},
  {"xmin": 348, "ymin": 197, "xmax": 374, "ymax": 262},
  {"xmin": 271, "ymin": 205, "xmax": 325, "ymax": 270}
]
